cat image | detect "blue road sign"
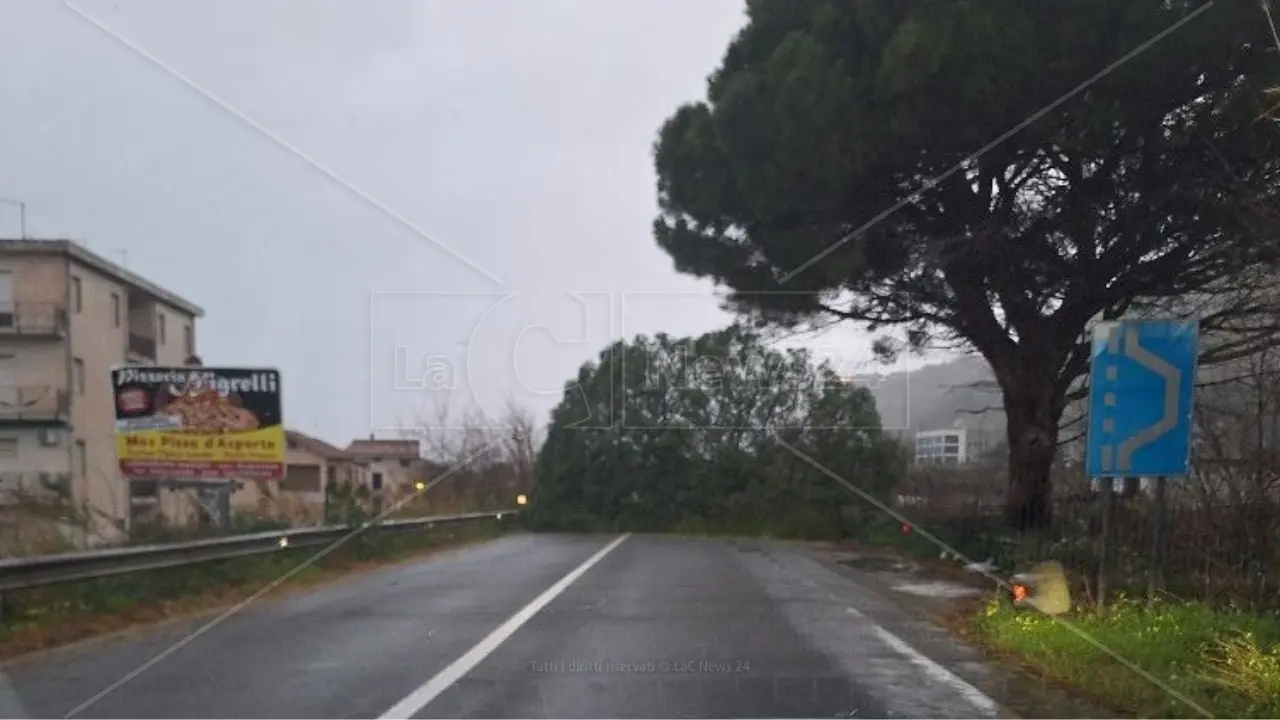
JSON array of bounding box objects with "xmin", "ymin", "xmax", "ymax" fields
[{"xmin": 1085, "ymin": 319, "xmax": 1199, "ymax": 478}]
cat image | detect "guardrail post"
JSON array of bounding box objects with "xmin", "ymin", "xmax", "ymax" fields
[{"xmin": 216, "ymin": 484, "xmax": 233, "ymax": 535}]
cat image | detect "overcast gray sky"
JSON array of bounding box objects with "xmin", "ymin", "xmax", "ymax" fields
[{"xmin": 0, "ymin": 0, "xmax": 940, "ymax": 446}]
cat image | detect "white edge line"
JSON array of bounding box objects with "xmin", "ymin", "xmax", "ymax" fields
[
  {"xmin": 377, "ymin": 534, "xmax": 631, "ymax": 719},
  {"xmin": 844, "ymin": 607, "xmax": 999, "ymax": 717},
  {"xmin": 0, "ymin": 671, "xmax": 32, "ymax": 719}
]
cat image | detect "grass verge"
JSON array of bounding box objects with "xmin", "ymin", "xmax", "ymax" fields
[
  {"xmin": 0, "ymin": 522, "xmax": 509, "ymax": 662},
  {"xmin": 965, "ymin": 595, "xmax": 1280, "ymax": 718},
  {"xmin": 827, "ymin": 533, "xmax": 1280, "ymax": 718}
]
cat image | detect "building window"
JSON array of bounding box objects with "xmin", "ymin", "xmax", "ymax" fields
[
  {"xmin": 130, "ymin": 479, "xmax": 158, "ymax": 498},
  {"xmin": 110, "ymin": 292, "xmax": 120, "ymax": 327},
  {"xmin": 184, "ymin": 324, "xmax": 193, "ymax": 355},
  {"xmin": 158, "ymin": 312, "xmax": 166, "ymax": 344},
  {"xmin": 0, "ymin": 438, "xmax": 16, "ymax": 459},
  {"xmin": 72, "ymin": 276, "xmax": 82, "ymax": 313},
  {"xmin": 73, "ymin": 357, "xmax": 85, "ymax": 395},
  {"xmin": 74, "ymin": 440, "xmax": 87, "ymax": 477},
  {"xmin": 371, "ymin": 472, "xmax": 383, "ymax": 490},
  {"xmin": 281, "ymin": 465, "xmax": 322, "ymax": 493},
  {"xmin": 0, "ymin": 271, "xmax": 14, "ymax": 328}
]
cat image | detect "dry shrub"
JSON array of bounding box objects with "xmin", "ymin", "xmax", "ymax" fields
[
  {"xmin": 392, "ymin": 395, "xmax": 539, "ymax": 517},
  {"xmin": 272, "ymin": 492, "xmax": 324, "ymax": 526},
  {"xmin": 1200, "ymin": 632, "xmax": 1280, "ymax": 709},
  {"xmin": 896, "ymin": 462, "xmax": 1005, "ymax": 516}
]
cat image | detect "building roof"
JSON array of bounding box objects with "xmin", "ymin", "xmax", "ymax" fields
[
  {"xmin": 915, "ymin": 427, "xmax": 968, "ymax": 438},
  {"xmin": 0, "ymin": 238, "xmax": 205, "ymax": 317},
  {"xmin": 346, "ymin": 437, "xmax": 421, "ymax": 459},
  {"xmin": 286, "ymin": 430, "xmax": 353, "ymax": 461}
]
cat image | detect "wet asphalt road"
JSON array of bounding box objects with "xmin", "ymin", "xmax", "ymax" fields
[{"xmin": 0, "ymin": 534, "xmax": 1006, "ymax": 719}]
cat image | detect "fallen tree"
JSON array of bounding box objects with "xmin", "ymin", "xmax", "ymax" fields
[{"xmin": 528, "ymin": 325, "xmax": 904, "ymax": 537}]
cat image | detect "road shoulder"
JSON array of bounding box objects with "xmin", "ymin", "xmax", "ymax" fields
[{"xmin": 797, "ymin": 541, "xmax": 1111, "ymax": 719}]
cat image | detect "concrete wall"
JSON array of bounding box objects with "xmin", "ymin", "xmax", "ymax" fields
[
  {"xmin": 68, "ymin": 261, "xmax": 132, "ymax": 543},
  {"xmin": 0, "ymin": 252, "xmax": 67, "ymax": 307},
  {"xmin": 365, "ymin": 458, "xmax": 417, "ymax": 499}
]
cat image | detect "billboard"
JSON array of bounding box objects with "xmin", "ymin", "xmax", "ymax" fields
[{"xmin": 112, "ymin": 366, "xmax": 284, "ymax": 480}]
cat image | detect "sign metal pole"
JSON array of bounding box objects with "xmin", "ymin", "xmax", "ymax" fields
[{"xmin": 1147, "ymin": 475, "xmax": 1168, "ymax": 600}]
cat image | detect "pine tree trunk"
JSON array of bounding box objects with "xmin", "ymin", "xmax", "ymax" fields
[{"xmin": 1002, "ymin": 370, "xmax": 1061, "ymax": 531}]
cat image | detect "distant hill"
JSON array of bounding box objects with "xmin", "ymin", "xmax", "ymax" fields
[{"xmin": 858, "ymin": 355, "xmax": 1007, "ymax": 454}]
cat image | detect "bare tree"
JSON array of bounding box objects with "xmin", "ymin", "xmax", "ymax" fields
[
  {"xmin": 405, "ymin": 395, "xmax": 542, "ymax": 512},
  {"xmin": 499, "ymin": 395, "xmax": 541, "ymax": 496},
  {"xmin": 415, "ymin": 399, "xmax": 485, "ymax": 467}
]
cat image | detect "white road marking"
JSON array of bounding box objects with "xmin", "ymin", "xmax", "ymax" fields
[
  {"xmin": 0, "ymin": 671, "xmax": 31, "ymax": 718},
  {"xmin": 378, "ymin": 534, "xmax": 631, "ymax": 719},
  {"xmin": 844, "ymin": 607, "xmax": 999, "ymax": 717},
  {"xmin": 890, "ymin": 580, "xmax": 981, "ymax": 599}
]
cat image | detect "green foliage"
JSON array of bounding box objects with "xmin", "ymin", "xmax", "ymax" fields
[
  {"xmin": 972, "ymin": 597, "xmax": 1280, "ymax": 718},
  {"xmin": 653, "ymin": 0, "xmax": 1280, "ymax": 529},
  {"xmin": 232, "ymin": 514, "xmax": 293, "ymax": 534},
  {"xmin": 528, "ymin": 325, "xmax": 903, "ymax": 538},
  {"xmin": 1201, "ymin": 633, "xmax": 1280, "ymax": 710},
  {"xmin": 656, "ymin": 0, "xmax": 1276, "ymax": 326},
  {"xmin": 325, "ymin": 480, "xmax": 372, "ymax": 527}
]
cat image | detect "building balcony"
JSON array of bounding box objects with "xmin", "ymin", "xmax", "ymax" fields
[
  {"xmin": 0, "ymin": 302, "xmax": 68, "ymax": 338},
  {"xmin": 0, "ymin": 385, "xmax": 70, "ymax": 424},
  {"xmin": 127, "ymin": 332, "xmax": 157, "ymax": 361},
  {"xmin": 0, "ymin": 471, "xmax": 73, "ymax": 505}
]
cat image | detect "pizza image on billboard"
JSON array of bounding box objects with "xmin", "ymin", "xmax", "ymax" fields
[{"xmin": 112, "ymin": 366, "xmax": 284, "ymax": 480}]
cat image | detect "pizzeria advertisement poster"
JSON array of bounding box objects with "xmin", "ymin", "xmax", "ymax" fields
[{"xmin": 112, "ymin": 366, "xmax": 285, "ymax": 480}]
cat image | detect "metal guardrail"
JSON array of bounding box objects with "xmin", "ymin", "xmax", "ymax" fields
[{"xmin": 0, "ymin": 510, "xmax": 518, "ymax": 592}]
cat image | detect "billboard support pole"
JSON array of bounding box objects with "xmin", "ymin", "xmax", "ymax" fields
[
  {"xmin": 216, "ymin": 483, "xmax": 232, "ymax": 534},
  {"xmin": 160, "ymin": 478, "xmax": 240, "ymax": 534}
]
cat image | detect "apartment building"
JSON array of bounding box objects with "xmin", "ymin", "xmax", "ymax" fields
[{"xmin": 0, "ymin": 239, "xmax": 202, "ymax": 546}]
